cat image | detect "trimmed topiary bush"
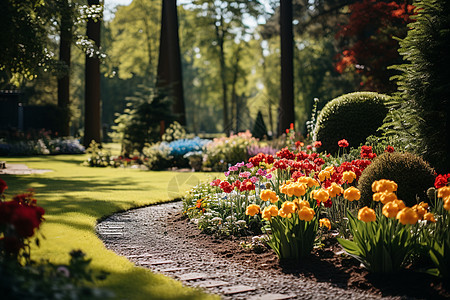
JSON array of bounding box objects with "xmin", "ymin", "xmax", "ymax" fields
[
  {"xmin": 314, "ymin": 92, "xmax": 389, "ymax": 154},
  {"xmin": 357, "ymin": 152, "xmax": 435, "ymax": 207}
]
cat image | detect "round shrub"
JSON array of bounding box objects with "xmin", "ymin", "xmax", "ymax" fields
[
  {"xmin": 314, "ymin": 92, "xmax": 389, "ymax": 154},
  {"xmin": 357, "ymin": 152, "xmax": 435, "ymax": 207}
]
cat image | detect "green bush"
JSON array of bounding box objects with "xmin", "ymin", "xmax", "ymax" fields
[
  {"xmin": 314, "ymin": 92, "xmax": 389, "ymax": 154},
  {"xmin": 357, "ymin": 152, "xmax": 435, "ymax": 207}
]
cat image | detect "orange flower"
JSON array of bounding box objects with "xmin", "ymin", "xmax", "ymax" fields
[
  {"xmin": 423, "ymin": 212, "xmax": 436, "ymax": 223},
  {"xmin": 311, "ymin": 188, "xmax": 330, "ymax": 203},
  {"xmin": 245, "ymin": 204, "xmax": 260, "ymax": 217},
  {"xmin": 444, "ymin": 198, "xmax": 450, "ymax": 211},
  {"xmin": 358, "ymin": 206, "xmax": 376, "ymax": 222},
  {"xmin": 412, "ymin": 203, "xmax": 427, "ymax": 219},
  {"xmin": 342, "ymin": 171, "xmax": 356, "ymax": 184},
  {"xmin": 344, "ymin": 187, "xmax": 361, "ymax": 201},
  {"xmin": 319, "ymin": 218, "xmax": 331, "ymax": 230},
  {"xmin": 261, "ymin": 205, "xmax": 279, "ymax": 221},
  {"xmin": 372, "ymin": 179, "xmax": 398, "ymax": 193},
  {"xmin": 298, "ymin": 176, "xmax": 320, "ymax": 188},
  {"xmin": 327, "ymin": 182, "xmax": 344, "ymax": 198},
  {"xmin": 382, "ymin": 200, "xmax": 404, "ymax": 218},
  {"xmin": 379, "ymin": 191, "xmax": 397, "ymax": 204},
  {"xmin": 298, "ymin": 206, "xmax": 315, "ymax": 221},
  {"xmin": 396, "ymin": 207, "xmax": 419, "ymax": 225},
  {"xmin": 437, "ymin": 186, "xmax": 450, "ymax": 199},
  {"xmin": 294, "ymin": 199, "xmax": 310, "ymax": 211},
  {"xmin": 260, "ymin": 189, "xmax": 279, "ymax": 203},
  {"xmin": 279, "ymin": 201, "xmax": 296, "ymax": 217},
  {"xmin": 318, "ymin": 170, "xmax": 331, "ymax": 182}
]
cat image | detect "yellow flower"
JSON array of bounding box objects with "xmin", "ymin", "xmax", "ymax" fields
[
  {"xmin": 298, "ymin": 176, "xmax": 319, "ymax": 188},
  {"xmin": 292, "ymin": 182, "xmax": 307, "ymax": 197},
  {"xmin": 382, "ymin": 200, "xmax": 404, "ymax": 218},
  {"xmin": 311, "ymin": 188, "xmax": 330, "ymax": 203},
  {"xmin": 280, "ymin": 183, "xmax": 288, "ymax": 195},
  {"xmin": 379, "ymin": 191, "xmax": 397, "ymax": 204},
  {"xmin": 344, "ymin": 186, "xmax": 361, "ymax": 201},
  {"xmin": 412, "ymin": 203, "xmax": 427, "ymax": 219},
  {"xmin": 298, "ymin": 206, "xmax": 315, "ymax": 221},
  {"xmin": 396, "ymin": 207, "xmax": 419, "ymax": 225},
  {"xmin": 318, "ymin": 170, "xmax": 331, "ymax": 182},
  {"xmin": 327, "ymin": 182, "xmax": 344, "ymax": 198},
  {"xmin": 260, "ymin": 190, "xmax": 279, "ymax": 203},
  {"xmin": 358, "ymin": 206, "xmax": 376, "ymax": 222},
  {"xmin": 319, "ymin": 218, "xmax": 331, "ymax": 230},
  {"xmin": 280, "ymin": 201, "xmax": 296, "ymax": 216},
  {"xmin": 245, "ymin": 204, "xmax": 260, "ymax": 217},
  {"xmin": 372, "ymin": 179, "xmax": 398, "ymax": 193},
  {"xmin": 423, "ymin": 212, "xmax": 436, "ymax": 223},
  {"xmin": 342, "ymin": 171, "xmax": 357, "ymax": 184},
  {"xmin": 278, "ymin": 209, "xmax": 291, "ymax": 218},
  {"xmin": 324, "ymin": 166, "xmax": 335, "ymax": 174},
  {"xmin": 261, "ymin": 205, "xmax": 279, "ymax": 221},
  {"xmin": 444, "ymin": 198, "xmax": 450, "ymax": 211},
  {"xmin": 294, "ymin": 199, "xmax": 310, "ymax": 211},
  {"xmin": 437, "ymin": 186, "xmax": 450, "ymax": 199}
]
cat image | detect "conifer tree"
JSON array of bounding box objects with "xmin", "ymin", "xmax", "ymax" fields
[{"xmin": 389, "ymin": 0, "xmax": 450, "ymax": 173}]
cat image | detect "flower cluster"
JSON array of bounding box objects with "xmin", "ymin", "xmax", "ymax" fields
[
  {"xmin": 360, "ymin": 145, "xmax": 377, "ymax": 159},
  {"xmin": 0, "ymin": 180, "xmax": 45, "ymax": 256}
]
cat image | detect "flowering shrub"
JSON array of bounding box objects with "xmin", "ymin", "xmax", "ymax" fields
[
  {"xmin": 203, "ymin": 131, "xmax": 258, "ymax": 171},
  {"xmin": 166, "ymin": 137, "xmax": 210, "ymax": 156}
]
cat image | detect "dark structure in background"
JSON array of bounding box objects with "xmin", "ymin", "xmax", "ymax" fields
[
  {"xmin": 278, "ymin": 0, "xmax": 295, "ymax": 136},
  {"xmin": 156, "ymin": 0, "xmax": 186, "ymax": 126},
  {"xmin": 84, "ymin": 0, "xmax": 102, "ymax": 147}
]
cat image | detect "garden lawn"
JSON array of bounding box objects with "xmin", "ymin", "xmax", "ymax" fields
[{"xmin": 0, "ymin": 154, "xmax": 220, "ymax": 300}]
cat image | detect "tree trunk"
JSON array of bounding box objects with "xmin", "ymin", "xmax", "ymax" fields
[
  {"xmin": 215, "ymin": 15, "xmax": 229, "ymax": 135},
  {"xmin": 156, "ymin": 0, "xmax": 186, "ymax": 125},
  {"xmin": 57, "ymin": 1, "xmax": 72, "ymax": 137},
  {"xmin": 278, "ymin": 0, "xmax": 295, "ymax": 136},
  {"xmin": 84, "ymin": 0, "xmax": 102, "ymax": 147}
]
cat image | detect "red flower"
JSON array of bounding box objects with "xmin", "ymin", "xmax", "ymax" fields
[
  {"xmin": 295, "ymin": 141, "xmax": 304, "ymax": 148},
  {"xmin": 11, "ymin": 205, "xmax": 44, "ymax": 238},
  {"xmin": 1, "ymin": 236, "xmax": 24, "ymax": 254},
  {"xmin": 276, "ymin": 147, "xmax": 295, "ymax": 160},
  {"xmin": 338, "ymin": 139, "xmax": 349, "ymax": 148},
  {"xmin": 435, "ymin": 174, "xmax": 450, "ymax": 189},
  {"xmin": 211, "ymin": 179, "xmax": 221, "ymax": 186},
  {"xmin": 265, "ymin": 155, "xmax": 275, "ymax": 164},
  {"xmin": 233, "ymin": 180, "xmax": 241, "ymax": 190},
  {"xmin": 385, "ymin": 145, "xmax": 395, "ymax": 153},
  {"xmin": 360, "ymin": 145, "xmax": 375, "ymax": 159},
  {"xmin": 313, "ymin": 141, "xmax": 322, "ymax": 148},
  {"xmin": 219, "ymin": 181, "xmax": 233, "ymax": 193},
  {"xmin": 274, "ymin": 159, "xmax": 289, "ymax": 170},
  {"xmin": 0, "ymin": 178, "xmax": 7, "ymax": 194},
  {"xmin": 240, "ymin": 179, "xmax": 255, "ymax": 191}
]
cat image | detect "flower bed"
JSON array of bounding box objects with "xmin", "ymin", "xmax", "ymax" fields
[{"xmin": 182, "ymin": 139, "xmax": 450, "ymax": 283}]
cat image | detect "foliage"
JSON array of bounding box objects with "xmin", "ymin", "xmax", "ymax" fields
[
  {"xmin": 335, "ymin": 0, "xmax": 414, "ymax": 93},
  {"xmin": 162, "ymin": 122, "xmax": 187, "ymax": 142},
  {"xmin": 358, "ymin": 152, "xmax": 436, "ymax": 207},
  {"xmin": 386, "ymin": 0, "xmax": 450, "ymax": 174},
  {"xmin": 314, "ymin": 92, "xmax": 389, "ymax": 154},
  {"xmin": 166, "ymin": 137, "xmax": 210, "ymax": 157},
  {"xmin": 203, "ymin": 131, "xmax": 258, "ymax": 171},
  {"xmin": 337, "ymin": 208, "xmax": 419, "ymax": 273},
  {"xmin": 141, "ymin": 143, "xmax": 173, "ymax": 171},
  {"xmin": 110, "ymin": 85, "xmax": 173, "ymax": 154},
  {"xmin": 84, "ymin": 141, "xmax": 112, "ymax": 168}
]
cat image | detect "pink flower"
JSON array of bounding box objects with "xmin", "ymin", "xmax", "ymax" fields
[
  {"xmin": 250, "ymin": 176, "xmax": 258, "ymax": 183},
  {"xmin": 236, "ymin": 162, "xmax": 245, "ymax": 168},
  {"xmin": 257, "ymin": 169, "xmax": 267, "ymax": 176},
  {"xmin": 246, "ymin": 162, "xmax": 254, "ymax": 168},
  {"xmin": 229, "ymin": 166, "xmax": 238, "ymax": 172},
  {"xmin": 224, "ymin": 171, "xmax": 230, "ymax": 177},
  {"xmin": 266, "ymin": 174, "xmax": 272, "ymax": 179},
  {"xmin": 239, "ymin": 171, "xmax": 251, "ymax": 178}
]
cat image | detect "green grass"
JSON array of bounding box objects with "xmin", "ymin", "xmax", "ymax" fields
[{"xmin": 1, "ymin": 154, "xmax": 220, "ymax": 300}]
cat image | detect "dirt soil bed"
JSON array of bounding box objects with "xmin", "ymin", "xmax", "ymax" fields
[{"xmin": 97, "ymin": 201, "xmax": 449, "ymax": 300}]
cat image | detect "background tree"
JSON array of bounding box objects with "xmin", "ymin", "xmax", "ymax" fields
[
  {"xmin": 156, "ymin": 0, "xmax": 186, "ymax": 126},
  {"xmin": 84, "ymin": 0, "xmax": 103, "ymax": 146}
]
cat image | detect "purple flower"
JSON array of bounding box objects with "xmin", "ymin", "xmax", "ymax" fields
[
  {"xmin": 236, "ymin": 162, "xmax": 245, "ymax": 168},
  {"xmin": 229, "ymin": 166, "xmax": 238, "ymax": 171},
  {"xmin": 224, "ymin": 171, "xmax": 230, "ymax": 176},
  {"xmin": 257, "ymin": 169, "xmax": 267, "ymax": 176},
  {"xmin": 265, "ymin": 174, "xmax": 272, "ymax": 179},
  {"xmin": 250, "ymin": 176, "xmax": 258, "ymax": 183},
  {"xmin": 239, "ymin": 171, "xmax": 251, "ymax": 178},
  {"xmin": 246, "ymin": 162, "xmax": 254, "ymax": 168}
]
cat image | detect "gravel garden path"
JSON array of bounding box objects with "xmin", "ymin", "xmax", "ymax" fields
[{"xmin": 96, "ymin": 201, "xmax": 423, "ymax": 300}]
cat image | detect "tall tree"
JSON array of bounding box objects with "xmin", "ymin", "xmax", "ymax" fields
[
  {"xmin": 57, "ymin": 0, "xmax": 75, "ymax": 136},
  {"xmin": 156, "ymin": 0, "xmax": 186, "ymax": 125},
  {"xmin": 84, "ymin": 0, "xmax": 102, "ymax": 146},
  {"xmin": 278, "ymin": 0, "xmax": 295, "ymax": 136}
]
